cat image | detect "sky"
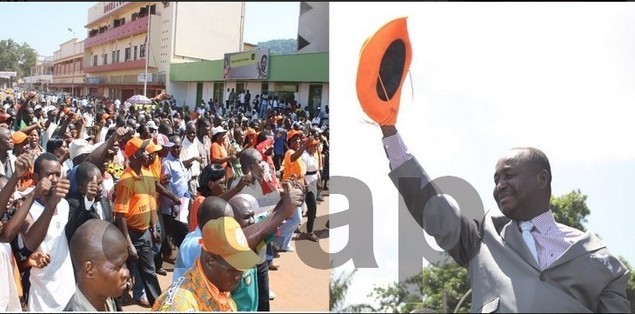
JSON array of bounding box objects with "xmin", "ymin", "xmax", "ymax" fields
[
  {"xmin": 330, "ymin": 2, "xmax": 635, "ymax": 309},
  {"xmin": 0, "ymin": 2, "xmax": 299, "ymax": 57}
]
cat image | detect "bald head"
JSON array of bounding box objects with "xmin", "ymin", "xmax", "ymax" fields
[
  {"xmin": 70, "ymin": 220, "xmax": 127, "ymax": 273},
  {"xmin": 508, "ymin": 147, "xmax": 552, "ymax": 186},
  {"xmin": 228, "ymin": 194, "xmax": 257, "ymax": 228},
  {"xmin": 197, "ymin": 196, "xmax": 234, "ymax": 230},
  {"xmin": 239, "ymin": 148, "xmax": 261, "ymax": 172}
]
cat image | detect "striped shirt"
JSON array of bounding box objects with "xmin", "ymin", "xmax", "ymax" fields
[{"xmin": 522, "ymin": 210, "xmax": 585, "ymax": 270}]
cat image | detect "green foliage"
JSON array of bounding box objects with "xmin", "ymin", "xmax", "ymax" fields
[
  {"xmin": 618, "ymin": 257, "xmax": 635, "ymax": 313},
  {"xmin": 550, "ymin": 189, "xmax": 590, "ymax": 231},
  {"xmin": 0, "ymin": 39, "xmax": 37, "ymax": 78},
  {"xmin": 256, "ymin": 39, "xmax": 297, "ymax": 55}
]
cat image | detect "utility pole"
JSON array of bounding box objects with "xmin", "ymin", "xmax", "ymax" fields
[
  {"xmin": 68, "ymin": 28, "xmax": 76, "ymax": 97},
  {"xmin": 143, "ymin": 4, "xmax": 150, "ymax": 97}
]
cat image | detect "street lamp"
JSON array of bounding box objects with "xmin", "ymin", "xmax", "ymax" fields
[{"xmin": 68, "ymin": 28, "xmax": 76, "ymax": 97}]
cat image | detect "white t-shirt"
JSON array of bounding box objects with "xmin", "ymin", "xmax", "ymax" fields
[
  {"xmin": 27, "ymin": 199, "xmax": 76, "ymax": 312},
  {"xmin": 301, "ymin": 151, "xmax": 319, "ymax": 195},
  {"xmin": 180, "ymin": 137, "xmax": 202, "ymax": 178},
  {"xmin": 230, "ymin": 178, "xmax": 281, "ymax": 215},
  {"xmin": 0, "ymin": 243, "xmax": 21, "ymax": 311}
]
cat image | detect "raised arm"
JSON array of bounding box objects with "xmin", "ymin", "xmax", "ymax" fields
[
  {"xmin": 383, "ymin": 125, "xmax": 482, "ymax": 266},
  {"xmin": 242, "ymin": 181, "xmax": 303, "ymax": 250},
  {"xmin": 20, "ymin": 173, "xmax": 71, "ymax": 251}
]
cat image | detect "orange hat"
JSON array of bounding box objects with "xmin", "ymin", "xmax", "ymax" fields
[
  {"xmin": 124, "ymin": 137, "xmax": 145, "ymax": 158},
  {"xmin": 287, "ymin": 130, "xmax": 302, "ymax": 141},
  {"xmin": 102, "ymin": 113, "xmax": 111, "ymax": 120},
  {"xmin": 12, "ymin": 131, "xmax": 27, "ymax": 145},
  {"xmin": 308, "ymin": 139, "xmax": 320, "ymax": 146},
  {"xmin": 199, "ymin": 217, "xmax": 261, "ymax": 271},
  {"xmin": 356, "ymin": 17, "xmax": 412, "ymax": 126},
  {"xmin": 145, "ymin": 139, "xmax": 162, "ymax": 154}
]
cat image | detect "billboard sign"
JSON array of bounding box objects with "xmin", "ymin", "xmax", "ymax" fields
[{"xmin": 223, "ymin": 49, "xmax": 270, "ymax": 80}]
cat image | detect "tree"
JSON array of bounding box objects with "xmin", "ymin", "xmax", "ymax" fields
[
  {"xmin": 550, "ymin": 189, "xmax": 590, "ymax": 231},
  {"xmin": 0, "ymin": 39, "xmax": 37, "ymax": 79},
  {"xmin": 369, "ymin": 189, "xmax": 634, "ymax": 312},
  {"xmin": 330, "ymin": 268, "xmax": 376, "ymax": 312}
]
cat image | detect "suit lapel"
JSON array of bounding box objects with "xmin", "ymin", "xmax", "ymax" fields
[
  {"xmin": 500, "ymin": 221, "xmax": 540, "ymax": 270},
  {"xmin": 546, "ymin": 231, "xmax": 605, "ymax": 270},
  {"xmin": 99, "ymin": 199, "xmax": 114, "ymax": 223}
]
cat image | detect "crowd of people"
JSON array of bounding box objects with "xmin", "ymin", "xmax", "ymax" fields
[{"xmin": 0, "ymin": 89, "xmax": 330, "ymax": 312}]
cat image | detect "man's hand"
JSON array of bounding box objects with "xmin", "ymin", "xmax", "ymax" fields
[
  {"xmin": 279, "ymin": 181, "xmax": 305, "ymax": 218},
  {"xmin": 13, "ymin": 154, "xmax": 33, "ymax": 179},
  {"xmin": 239, "ymin": 171, "xmax": 253, "ymax": 187},
  {"xmin": 86, "ymin": 175, "xmax": 99, "ymax": 202},
  {"xmin": 128, "ymin": 245, "xmax": 139, "ymax": 262},
  {"xmin": 112, "ymin": 126, "xmax": 128, "ymax": 142},
  {"xmin": 27, "ymin": 252, "xmax": 51, "ymax": 269},
  {"xmin": 48, "ymin": 172, "xmax": 70, "ymax": 205},
  {"xmin": 151, "ymin": 229, "xmax": 161, "ymax": 244},
  {"xmin": 35, "ymin": 177, "xmax": 52, "ymax": 200}
]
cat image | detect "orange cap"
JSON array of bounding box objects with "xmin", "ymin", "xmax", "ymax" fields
[
  {"xmin": 287, "ymin": 130, "xmax": 303, "ymax": 141},
  {"xmin": 12, "ymin": 131, "xmax": 28, "ymax": 145},
  {"xmin": 145, "ymin": 139, "xmax": 162, "ymax": 154},
  {"xmin": 123, "ymin": 137, "xmax": 144, "ymax": 158},
  {"xmin": 199, "ymin": 217, "xmax": 261, "ymax": 271}
]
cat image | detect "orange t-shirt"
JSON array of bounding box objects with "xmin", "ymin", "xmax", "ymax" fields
[
  {"xmin": 144, "ymin": 157, "xmax": 161, "ymax": 211},
  {"xmin": 210, "ymin": 142, "xmax": 228, "ymax": 168},
  {"xmin": 282, "ymin": 149, "xmax": 306, "ymax": 181},
  {"xmin": 114, "ymin": 167, "xmax": 156, "ymax": 231},
  {"xmin": 188, "ymin": 195, "xmax": 205, "ymax": 232}
]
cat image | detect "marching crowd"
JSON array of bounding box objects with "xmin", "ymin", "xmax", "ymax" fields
[{"xmin": 0, "ymin": 89, "xmax": 330, "ymax": 311}]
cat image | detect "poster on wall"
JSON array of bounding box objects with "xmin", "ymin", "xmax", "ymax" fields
[{"xmin": 223, "ymin": 48, "xmax": 270, "ymax": 80}]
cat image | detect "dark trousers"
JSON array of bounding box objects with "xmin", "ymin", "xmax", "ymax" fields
[
  {"xmin": 273, "ymin": 154, "xmax": 284, "ymax": 171},
  {"xmin": 256, "ymin": 261, "xmax": 270, "ymax": 311},
  {"xmin": 155, "ymin": 213, "xmax": 188, "ymax": 269},
  {"xmin": 305, "ymin": 191, "xmax": 317, "ymax": 233},
  {"xmin": 127, "ymin": 228, "xmax": 162, "ymax": 305}
]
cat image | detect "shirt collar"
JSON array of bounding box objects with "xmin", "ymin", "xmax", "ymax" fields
[{"xmin": 529, "ymin": 209, "xmax": 557, "ymax": 235}]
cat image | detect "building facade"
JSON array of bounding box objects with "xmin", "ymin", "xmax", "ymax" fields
[
  {"xmin": 168, "ymin": 1, "xmax": 330, "ymax": 114},
  {"xmin": 82, "ymin": 2, "xmax": 244, "ymax": 102},
  {"xmin": 50, "ymin": 39, "xmax": 84, "ymax": 97},
  {"xmin": 23, "ymin": 55, "xmax": 54, "ymax": 92}
]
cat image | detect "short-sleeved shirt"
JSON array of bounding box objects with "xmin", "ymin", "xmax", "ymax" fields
[
  {"xmin": 188, "ymin": 195, "xmax": 205, "ymax": 233},
  {"xmin": 114, "ymin": 167, "xmax": 156, "ymax": 231},
  {"xmin": 210, "ymin": 142, "xmax": 228, "ymax": 168},
  {"xmin": 153, "ymin": 258, "xmax": 237, "ymax": 312},
  {"xmin": 282, "ymin": 149, "xmax": 305, "ymax": 182},
  {"xmin": 171, "ymin": 227, "xmax": 261, "ymax": 311}
]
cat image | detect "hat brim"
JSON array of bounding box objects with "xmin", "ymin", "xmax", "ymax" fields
[{"xmin": 222, "ymin": 249, "xmax": 262, "ymax": 271}]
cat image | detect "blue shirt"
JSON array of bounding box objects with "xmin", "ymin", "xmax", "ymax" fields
[
  {"xmin": 162, "ymin": 153, "xmax": 190, "ymax": 198},
  {"xmin": 273, "ymin": 127, "xmax": 287, "ymax": 155},
  {"xmin": 172, "ymin": 227, "xmax": 259, "ymax": 311}
]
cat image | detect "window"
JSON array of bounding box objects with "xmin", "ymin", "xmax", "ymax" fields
[
  {"xmin": 134, "ymin": 46, "xmax": 138, "ymax": 60},
  {"xmin": 132, "ymin": 13, "xmax": 139, "ymax": 21},
  {"xmin": 125, "ymin": 47, "xmax": 131, "ymax": 62},
  {"xmin": 102, "ymin": 54, "xmax": 108, "ymax": 65},
  {"xmin": 140, "ymin": 43, "xmax": 146, "ymax": 58},
  {"xmin": 112, "ymin": 51, "xmax": 116, "ymax": 63},
  {"xmin": 116, "ymin": 50, "xmax": 120, "ymax": 63},
  {"xmin": 93, "ymin": 55, "xmax": 98, "ymax": 67}
]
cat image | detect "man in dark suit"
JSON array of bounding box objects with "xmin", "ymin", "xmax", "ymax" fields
[{"xmin": 65, "ymin": 161, "xmax": 114, "ymax": 244}]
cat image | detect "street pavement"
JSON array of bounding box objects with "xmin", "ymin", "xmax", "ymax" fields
[{"xmin": 122, "ymin": 192, "xmax": 330, "ymax": 312}]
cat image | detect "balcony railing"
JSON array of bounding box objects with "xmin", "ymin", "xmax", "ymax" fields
[
  {"xmin": 82, "ymin": 73, "xmax": 162, "ymax": 85},
  {"xmin": 84, "ymin": 15, "xmax": 149, "ymax": 49},
  {"xmin": 83, "ymin": 59, "xmax": 147, "ymax": 73}
]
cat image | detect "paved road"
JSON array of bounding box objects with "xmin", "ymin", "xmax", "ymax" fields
[{"xmin": 122, "ymin": 193, "xmax": 330, "ymax": 312}]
